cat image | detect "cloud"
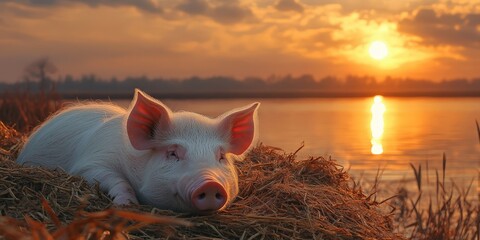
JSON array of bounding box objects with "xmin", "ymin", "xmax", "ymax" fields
[
  {"xmin": 82, "ymin": 0, "xmax": 162, "ymax": 13},
  {"xmin": 0, "ymin": 1, "xmax": 52, "ymax": 18},
  {"xmin": 209, "ymin": 3, "xmax": 253, "ymax": 24},
  {"xmin": 275, "ymin": 0, "xmax": 303, "ymax": 13},
  {"xmin": 21, "ymin": 0, "xmax": 59, "ymax": 6},
  {"xmin": 0, "ymin": 0, "xmax": 162, "ymax": 14},
  {"xmin": 398, "ymin": 8, "xmax": 480, "ymax": 47},
  {"xmin": 177, "ymin": 0, "xmax": 208, "ymax": 15},
  {"xmin": 177, "ymin": 0, "xmax": 254, "ymax": 24},
  {"xmin": 0, "ymin": 28, "xmax": 37, "ymax": 41},
  {"xmin": 1, "ymin": 0, "xmax": 254, "ymax": 24},
  {"xmin": 301, "ymin": 0, "xmax": 438, "ymax": 14}
]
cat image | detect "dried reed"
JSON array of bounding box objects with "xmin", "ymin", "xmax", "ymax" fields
[
  {"xmin": 0, "ymin": 89, "xmax": 62, "ymax": 132},
  {"xmin": 392, "ymin": 154, "xmax": 479, "ymax": 240}
]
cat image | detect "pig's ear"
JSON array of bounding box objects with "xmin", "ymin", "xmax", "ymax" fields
[
  {"xmin": 127, "ymin": 89, "xmax": 171, "ymax": 150},
  {"xmin": 218, "ymin": 103, "xmax": 260, "ymax": 155}
]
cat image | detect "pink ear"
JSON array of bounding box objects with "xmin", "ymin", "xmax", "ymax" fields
[
  {"xmin": 219, "ymin": 103, "xmax": 260, "ymax": 155},
  {"xmin": 127, "ymin": 89, "xmax": 171, "ymax": 150}
]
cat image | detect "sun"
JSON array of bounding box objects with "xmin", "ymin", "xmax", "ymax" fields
[{"xmin": 368, "ymin": 41, "xmax": 388, "ymax": 60}]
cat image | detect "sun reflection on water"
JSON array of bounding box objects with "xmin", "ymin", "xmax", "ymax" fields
[{"xmin": 371, "ymin": 95, "xmax": 385, "ymax": 155}]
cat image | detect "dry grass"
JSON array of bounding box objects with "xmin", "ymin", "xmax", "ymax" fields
[
  {"xmin": 0, "ymin": 123, "xmax": 401, "ymax": 239},
  {"xmin": 389, "ymin": 129, "xmax": 480, "ymax": 240},
  {"xmin": 0, "ymin": 198, "xmax": 191, "ymax": 240},
  {"xmin": 390, "ymin": 156, "xmax": 479, "ymax": 240},
  {"xmin": 476, "ymin": 120, "xmax": 480, "ymax": 144},
  {"xmin": 0, "ymin": 90, "xmax": 62, "ymax": 132}
]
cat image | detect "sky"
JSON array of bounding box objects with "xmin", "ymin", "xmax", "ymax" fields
[{"xmin": 0, "ymin": 0, "xmax": 479, "ymax": 83}]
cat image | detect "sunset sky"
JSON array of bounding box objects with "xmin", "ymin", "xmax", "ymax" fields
[{"xmin": 0, "ymin": 0, "xmax": 479, "ymax": 83}]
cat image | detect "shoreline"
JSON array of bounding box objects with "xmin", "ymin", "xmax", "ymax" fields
[{"xmin": 58, "ymin": 91, "xmax": 480, "ymax": 99}]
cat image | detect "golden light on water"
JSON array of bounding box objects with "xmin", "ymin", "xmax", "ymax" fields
[{"xmin": 370, "ymin": 95, "xmax": 385, "ymax": 155}]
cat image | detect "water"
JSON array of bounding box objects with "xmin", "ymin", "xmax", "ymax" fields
[{"xmin": 115, "ymin": 97, "xmax": 479, "ymax": 197}]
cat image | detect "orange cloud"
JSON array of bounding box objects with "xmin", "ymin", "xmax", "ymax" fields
[{"xmin": 398, "ymin": 8, "xmax": 480, "ymax": 47}]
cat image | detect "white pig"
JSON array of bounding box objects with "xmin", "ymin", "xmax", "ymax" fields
[{"xmin": 17, "ymin": 89, "xmax": 260, "ymax": 213}]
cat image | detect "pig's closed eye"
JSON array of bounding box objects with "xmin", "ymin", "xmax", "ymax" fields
[
  {"xmin": 219, "ymin": 153, "xmax": 225, "ymax": 162},
  {"xmin": 167, "ymin": 151, "xmax": 179, "ymax": 161}
]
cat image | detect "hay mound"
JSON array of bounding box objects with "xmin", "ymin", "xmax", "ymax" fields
[{"xmin": 0, "ymin": 123, "xmax": 403, "ymax": 239}]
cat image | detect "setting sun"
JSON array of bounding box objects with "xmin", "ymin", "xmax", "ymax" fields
[{"xmin": 369, "ymin": 41, "xmax": 389, "ymax": 60}]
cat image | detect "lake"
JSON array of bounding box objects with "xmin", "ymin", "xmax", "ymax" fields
[{"xmin": 115, "ymin": 97, "xmax": 479, "ymax": 198}]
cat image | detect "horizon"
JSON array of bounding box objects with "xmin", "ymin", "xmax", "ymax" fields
[
  {"xmin": 1, "ymin": 0, "xmax": 480, "ymax": 83},
  {"xmin": 2, "ymin": 72, "xmax": 480, "ymax": 99}
]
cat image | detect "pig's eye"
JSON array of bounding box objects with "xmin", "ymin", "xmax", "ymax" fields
[
  {"xmin": 219, "ymin": 153, "xmax": 226, "ymax": 162},
  {"xmin": 167, "ymin": 151, "xmax": 179, "ymax": 161}
]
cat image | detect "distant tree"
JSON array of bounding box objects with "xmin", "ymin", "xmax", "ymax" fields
[
  {"xmin": 318, "ymin": 76, "xmax": 340, "ymax": 89},
  {"xmin": 296, "ymin": 74, "xmax": 317, "ymax": 89},
  {"xmin": 64, "ymin": 74, "xmax": 74, "ymax": 84},
  {"xmin": 1, "ymin": 58, "xmax": 61, "ymax": 131},
  {"xmin": 24, "ymin": 57, "xmax": 58, "ymax": 93},
  {"xmin": 441, "ymin": 79, "xmax": 469, "ymax": 90},
  {"xmin": 344, "ymin": 75, "xmax": 360, "ymax": 89},
  {"xmin": 244, "ymin": 77, "xmax": 267, "ymax": 90},
  {"xmin": 472, "ymin": 78, "xmax": 480, "ymax": 88}
]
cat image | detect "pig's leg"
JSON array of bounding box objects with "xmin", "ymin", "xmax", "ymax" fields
[
  {"xmin": 108, "ymin": 181, "xmax": 139, "ymax": 205},
  {"xmin": 83, "ymin": 168, "xmax": 139, "ymax": 205}
]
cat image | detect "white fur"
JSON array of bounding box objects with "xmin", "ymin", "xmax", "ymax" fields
[{"xmin": 17, "ymin": 90, "xmax": 259, "ymax": 212}]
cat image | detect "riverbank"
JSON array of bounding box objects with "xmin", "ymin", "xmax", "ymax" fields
[{"xmin": 57, "ymin": 90, "xmax": 480, "ymax": 100}]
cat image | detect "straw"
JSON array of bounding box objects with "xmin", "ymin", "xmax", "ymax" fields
[{"xmin": 0, "ymin": 122, "xmax": 402, "ymax": 239}]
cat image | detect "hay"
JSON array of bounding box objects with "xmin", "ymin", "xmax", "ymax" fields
[{"xmin": 0, "ymin": 123, "xmax": 403, "ymax": 239}]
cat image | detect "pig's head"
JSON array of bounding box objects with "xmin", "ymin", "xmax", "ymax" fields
[{"xmin": 125, "ymin": 89, "xmax": 259, "ymax": 213}]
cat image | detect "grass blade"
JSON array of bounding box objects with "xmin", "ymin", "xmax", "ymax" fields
[
  {"xmin": 442, "ymin": 153, "xmax": 446, "ymax": 187},
  {"xmin": 476, "ymin": 119, "xmax": 480, "ymax": 144},
  {"xmin": 410, "ymin": 163, "xmax": 422, "ymax": 192}
]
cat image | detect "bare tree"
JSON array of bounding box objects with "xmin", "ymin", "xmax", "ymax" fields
[{"xmin": 24, "ymin": 57, "xmax": 57, "ymax": 93}]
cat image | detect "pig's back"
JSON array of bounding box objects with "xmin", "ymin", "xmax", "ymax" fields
[{"xmin": 17, "ymin": 103, "xmax": 126, "ymax": 170}]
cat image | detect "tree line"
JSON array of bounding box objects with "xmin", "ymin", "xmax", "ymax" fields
[{"xmin": 1, "ymin": 58, "xmax": 479, "ymax": 98}]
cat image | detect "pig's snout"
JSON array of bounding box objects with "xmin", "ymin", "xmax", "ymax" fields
[{"xmin": 191, "ymin": 181, "xmax": 227, "ymax": 212}]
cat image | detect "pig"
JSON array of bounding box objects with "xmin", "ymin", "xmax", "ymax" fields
[{"xmin": 17, "ymin": 89, "xmax": 260, "ymax": 213}]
